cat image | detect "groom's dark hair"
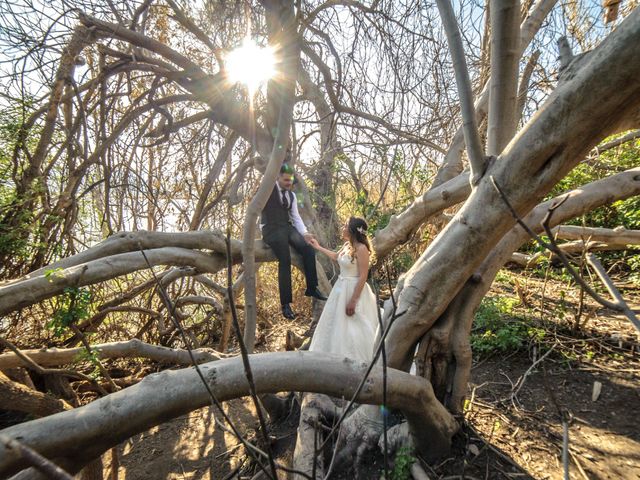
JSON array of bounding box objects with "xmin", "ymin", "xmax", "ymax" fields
[{"xmin": 280, "ymin": 163, "xmax": 294, "ymax": 175}]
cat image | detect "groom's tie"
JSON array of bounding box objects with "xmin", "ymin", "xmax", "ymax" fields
[{"xmin": 281, "ymin": 190, "xmax": 289, "ymax": 209}]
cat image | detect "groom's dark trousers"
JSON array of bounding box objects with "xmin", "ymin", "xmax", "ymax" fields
[{"xmin": 261, "ymin": 187, "xmax": 318, "ymax": 306}]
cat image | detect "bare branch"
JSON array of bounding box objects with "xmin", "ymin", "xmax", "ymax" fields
[{"xmin": 435, "ymin": 0, "xmax": 486, "ymax": 184}]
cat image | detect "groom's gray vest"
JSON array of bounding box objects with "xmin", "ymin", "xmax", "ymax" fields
[{"xmin": 261, "ymin": 186, "xmax": 294, "ymax": 228}]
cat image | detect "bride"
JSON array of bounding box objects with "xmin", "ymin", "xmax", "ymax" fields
[{"xmin": 307, "ymin": 217, "xmax": 379, "ymax": 362}]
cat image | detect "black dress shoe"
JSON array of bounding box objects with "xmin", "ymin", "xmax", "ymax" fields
[
  {"xmin": 304, "ymin": 288, "xmax": 327, "ymax": 301},
  {"xmin": 282, "ymin": 304, "xmax": 296, "ymax": 320}
]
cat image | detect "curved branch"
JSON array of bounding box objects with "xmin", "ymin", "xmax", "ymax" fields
[
  {"xmin": 79, "ymin": 13, "xmax": 205, "ymax": 76},
  {"xmin": 0, "ymin": 248, "xmax": 226, "ymax": 316},
  {"xmin": 373, "ymin": 172, "xmax": 471, "ymax": 259},
  {"xmin": 0, "ymin": 352, "xmax": 457, "ymax": 477}
]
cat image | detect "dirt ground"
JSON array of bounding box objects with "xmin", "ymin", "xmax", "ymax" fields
[{"xmin": 104, "ymin": 398, "xmax": 261, "ymax": 479}]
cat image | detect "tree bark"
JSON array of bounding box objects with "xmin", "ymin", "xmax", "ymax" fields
[
  {"xmin": 487, "ymin": 0, "xmax": 521, "ymax": 156},
  {"xmin": 430, "ymin": 0, "xmax": 559, "ymax": 188},
  {"xmin": 0, "ymin": 371, "xmax": 72, "ymax": 417},
  {"xmin": 435, "ymin": 0, "xmax": 485, "ymax": 183},
  {"xmin": 243, "ymin": 0, "xmax": 300, "ymax": 352},
  {"xmin": 435, "ymin": 167, "xmax": 640, "ymax": 412}
]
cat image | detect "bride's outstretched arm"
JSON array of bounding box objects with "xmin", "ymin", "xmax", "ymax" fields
[
  {"xmin": 308, "ymin": 238, "xmax": 339, "ymax": 261},
  {"xmin": 346, "ymin": 245, "xmax": 370, "ymax": 316}
]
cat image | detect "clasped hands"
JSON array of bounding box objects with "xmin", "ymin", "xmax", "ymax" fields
[{"xmin": 304, "ymin": 233, "xmax": 319, "ymax": 248}]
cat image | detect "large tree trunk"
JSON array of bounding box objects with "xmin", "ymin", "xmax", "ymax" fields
[
  {"xmin": 385, "ymin": 6, "xmax": 640, "ymax": 372},
  {"xmin": 416, "ymin": 168, "xmax": 640, "ymax": 413}
]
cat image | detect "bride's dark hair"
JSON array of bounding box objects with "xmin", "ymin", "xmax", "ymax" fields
[{"xmin": 346, "ymin": 216, "xmax": 375, "ymax": 263}]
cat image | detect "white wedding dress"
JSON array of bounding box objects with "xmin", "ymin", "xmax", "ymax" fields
[{"xmin": 309, "ymin": 246, "xmax": 379, "ymax": 362}]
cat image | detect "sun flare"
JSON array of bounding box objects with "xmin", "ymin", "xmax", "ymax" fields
[{"xmin": 226, "ymin": 38, "xmax": 276, "ymax": 91}]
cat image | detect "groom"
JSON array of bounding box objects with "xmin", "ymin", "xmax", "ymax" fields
[{"xmin": 261, "ymin": 164, "xmax": 327, "ymax": 319}]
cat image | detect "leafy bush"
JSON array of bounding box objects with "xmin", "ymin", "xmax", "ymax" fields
[
  {"xmin": 0, "ymin": 101, "xmax": 46, "ymax": 270},
  {"xmin": 550, "ymin": 136, "xmax": 640, "ymax": 229},
  {"xmin": 47, "ymin": 287, "xmax": 92, "ymax": 337},
  {"xmin": 471, "ymin": 297, "xmax": 544, "ymax": 357},
  {"xmin": 388, "ymin": 446, "xmax": 415, "ymax": 480},
  {"xmin": 517, "ymin": 135, "xmax": 640, "ymax": 280}
]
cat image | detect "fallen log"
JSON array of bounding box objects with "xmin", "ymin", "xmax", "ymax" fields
[{"xmin": 0, "ymin": 339, "xmax": 224, "ymax": 370}]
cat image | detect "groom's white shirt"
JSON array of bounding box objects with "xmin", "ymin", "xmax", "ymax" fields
[{"xmin": 262, "ymin": 182, "xmax": 308, "ymax": 236}]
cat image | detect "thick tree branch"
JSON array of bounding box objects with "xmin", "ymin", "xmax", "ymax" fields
[
  {"xmin": 385, "ymin": 8, "xmax": 640, "ymax": 369},
  {"xmin": 435, "ymin": 0, "xmax": 485, "ymax": 184},
  {"xmin": 0, "ymin": 352, "xmax": 457, "ymax": 477},
  {"xmin": 487, "ymin": 0, "xmax": 521, "ymax": 155},
  {"xmin": 0, "ymin": 339, "xmax": 224, "ymax": 370}
]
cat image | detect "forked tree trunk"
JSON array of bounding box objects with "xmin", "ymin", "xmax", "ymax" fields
[
  {"xmin": 422, "ymin": 167, "xmax": 640, "ymax": 413},
  {"xmin": 385, "ymin": 6, "xmax": 640, "ymax": 369}
]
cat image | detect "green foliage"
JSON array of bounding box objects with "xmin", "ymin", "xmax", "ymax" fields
[
  {"xmin": 0, "ymin": 204, "xmax": 34, "ymax": 261},
  {"xmin": 44, "ymin": 267, "xmax": 64, "ymax": 280},
  {"xmin": 390, "ymin": 250, "xmax": 414, "ymax": 274},
  {"xmin": 471, "ymin": 297, "xmax": 545, "ymax": 357},
  {"xmin": 628, "ymin": 255, "xmax": 640, "ymax": 284},
  {"xmin": 494, "ymin": 269, "xmax": 515, "ymax": 285},
  {"xmin": 0, "ymin": 100, "xmax": 45, "ymax": 267},
  {"xmin": 517, "ymin": 135, "xmax": 640, "ymax": 281},
  {"xmin": 550, "ymin": 136, "xmax": 640, "ymax": 229},
  {"xmin": 352, "ymin": 189, "xmax": 393, "ymax": 233},
  {"xmin": 74, "ymin": 347, "xmax": 102, "ymax": 379},
  {"xmin": 47, "ymin": 287, "xmax": 92, "ymax": 337},
  {"xmin": 389, "ymin": 446, "xmax": 415, "ymax": 480}
]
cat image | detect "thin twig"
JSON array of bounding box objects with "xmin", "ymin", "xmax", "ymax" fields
[
  {"xmin": 0, "ymin": 336, "xmax": 108, "ymax": 394},
  {"xmin": 585, "ymin": 253, "xmax": 640, "ymax": 332},
  {"xmin": 323, "ymin": 406, "xmax": 344, "ymax": 479},
  {"xmin": 541, "ymin": 365, "xmax": 572, "ymax": 480},
  {"xmin": 568, "ymin": 448, "xmax": 591, "ymax": 480},
  {"xmin": 511, "ymin": 342, "xmax": 558, "ymax": 403},
  {"xmin": 224, "ymin": 233, "xmax": 279, "ymax": 480}
]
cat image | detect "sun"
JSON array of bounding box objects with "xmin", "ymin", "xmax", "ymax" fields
[{"xmin": 226, "ymin": 38, "xmax": 276, "ymax": 91}]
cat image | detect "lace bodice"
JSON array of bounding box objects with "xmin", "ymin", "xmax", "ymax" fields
[{"xmin": 338, "ymin": 246, "xmax": 359, "ymax": 278}]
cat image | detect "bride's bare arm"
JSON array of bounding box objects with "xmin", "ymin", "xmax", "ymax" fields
[
  {"xmin": 308, "ymin": 238, "xmax": 339, "ymax": 261},
  {"xmin": 346, "ymin": 244, "xmax": 370, "ymax": 316}
]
